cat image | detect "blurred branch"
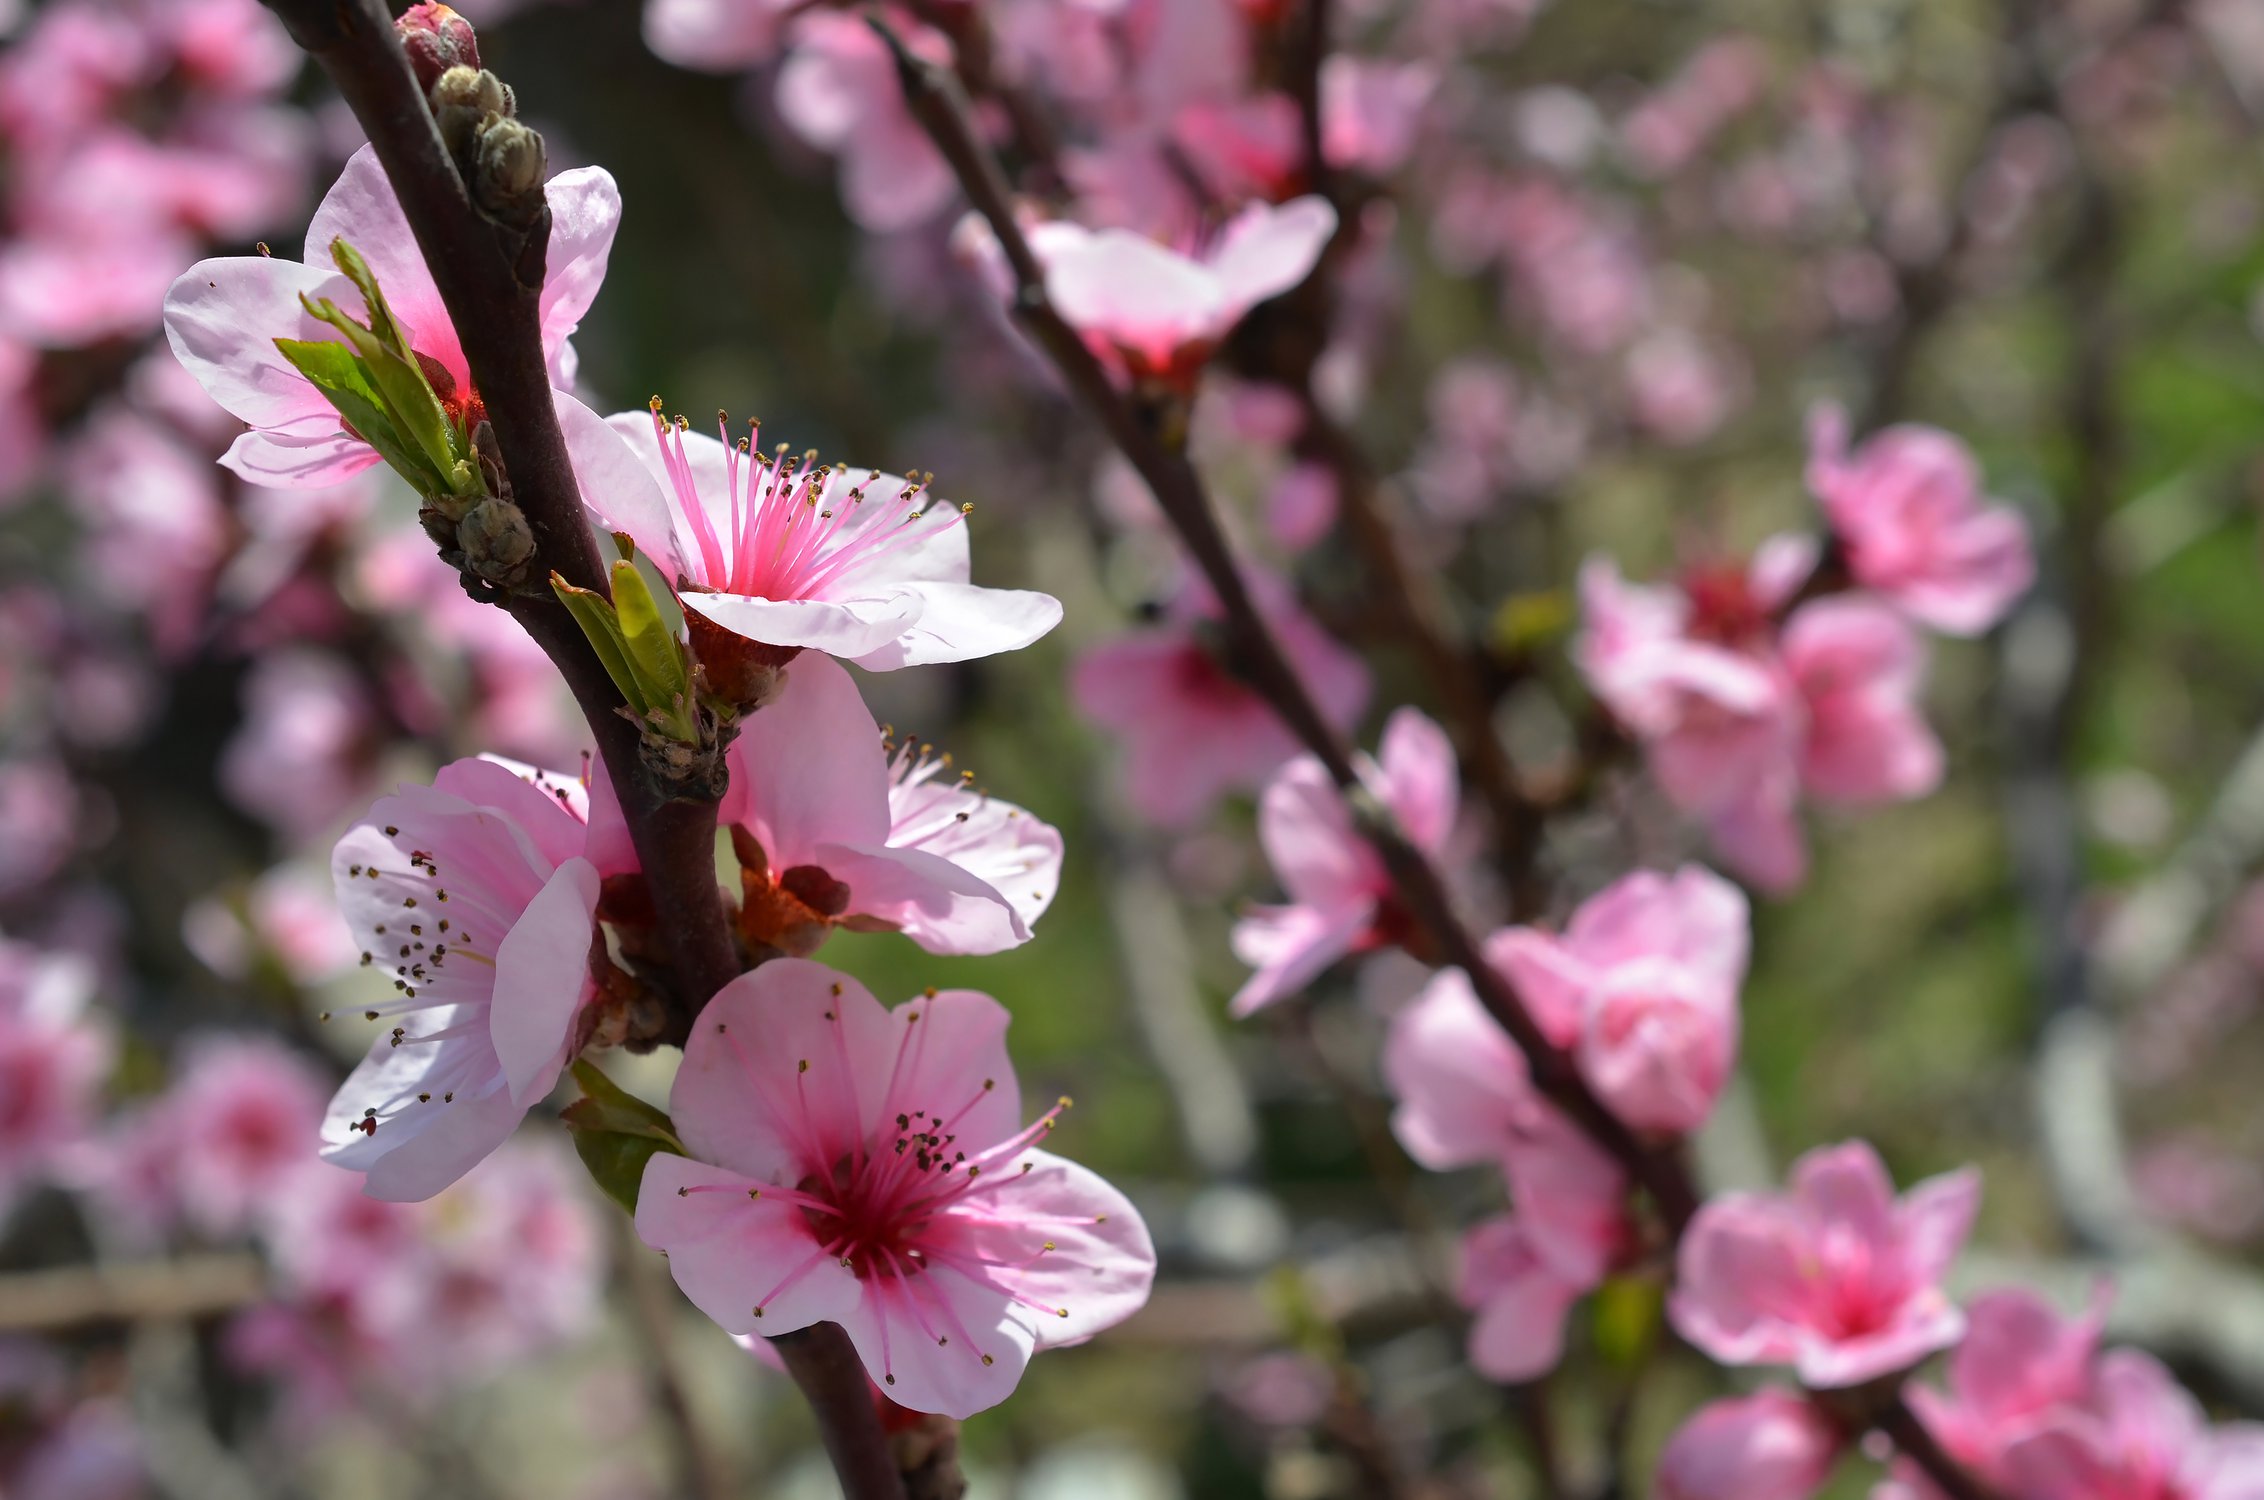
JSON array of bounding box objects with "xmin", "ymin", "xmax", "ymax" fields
[
  {"xmin": 253, "ymin": 3, "xmax": 904, "ymax": 1493},
  {"xmin": 0, "ymin": 1253, "xmax": 264, "ymax": 1333},
  {"xmin": 614, "ymin": 1216, "xmax": 737, "ymax": 1500}
]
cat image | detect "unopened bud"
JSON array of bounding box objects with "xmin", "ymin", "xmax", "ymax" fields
[
  {"xmin": 471, "ymin": 419, "xmax": 510, "ymax": 503},
  {"xmin": 458, "ymin": 497, "xmax": 536, "ymax": 587},
  {"xmin": 397, "ymin": 3, "xmax": 480, "ymax": 95},
  {"xmin": 473, "ymin": 116, "xmax": 546, "ymax": 219},
  {"xmin": 429, "ymin": 64, "xmax": 507, "ymax": 118}
]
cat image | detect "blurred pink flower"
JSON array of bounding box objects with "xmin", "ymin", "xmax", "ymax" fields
[
  {"xmin": 218, "ymin": 649, "xmax": 376, "ymax": 839},
  {"xmin": 1492, "ymin": 865, "xmax": 1747, "ymax": 1134},
  {"xmin": 319, "ymin": 757, "xmax": 606, "ymax": 1201},
  {"xmin": 560, "ymin": 397, "xmax": 1060, "ymax": 670},
  {"xmin": 720, "ymin": 653, "xmax": 1059, "ymax": 956},
  {"xmin": 0, "ymin": 940, "xmax": 108, "ymax": 1211},
  {"xmin": 775, "ymin": 11, "xmax": 959, "ymax": 234},
  {"xmin": 0, "ymin": 759, "xmax": 81, "ymax": 899},
  {"xmin": 1230, "ymin": 708, "xmax": 1458, "ymax": 1017},
  {"xmin": 1321, "ymin": 57, "xmax": 1437, "ymax": 176},
  {"xmin": 1656, "ymin": 1389, "xmax": 1841, "ymax": 1500},
  {"xmin": 238, "ymin": 1139, "xmax": 600, "ymax": 1415},
  {"xmin": 63, "ymin": 407, "xmax": 228, "ymax": 656},
  {"xmin": 1621, "ymin": 37, "xmax": 1771, "ymax": 179},
  {"xmin": 980, "ymin": 197, "xmax": 1336, "ymax": 389},
  {"xmin": 642, "ymin": 0, "xmax": 801, "ymax": 68},
  {"xmin": 1998, "ymin": 1349, "xmax": 2264, "ymax": 1500},
  {"xmin": 1384, "ymin": 955, "xmax": 1629, "ymax": 1380},
  {"xmin": 165, "ymin": 1033, "xmax": 329, "ymax": 1237},
  {"xmin": 635, "ymin": 959, "xmax": 1156, "ymax": 1419},
  {"xmin": 1626, "ymin": 330, "xmax": 1745, "ymax": 446},
  {"xmin": 1670, "ymin": 1139, "xmax": 1979, "ymax": 1388},
  {"xmin": 1070, "ymin": 569, "xmax": 1370, "ymax": 827},
  {"xmin": 1806, "ymin": 406, "xmax": 2034, "ymax": 637},
  {"xmin": 165, "ymin": 144, "xmax": 618, "ymax": 486},
  {"xmin": 1885, "ymin": 1287, "xmax": 2108, "ymax": 1498},
  {"xmin": 1577, "ymin": 550, "xmax": 1942, "ymax": 891}
]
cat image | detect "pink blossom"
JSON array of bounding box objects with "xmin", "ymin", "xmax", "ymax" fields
[
  {"xmin": 1621, "ymin": 37, "xmax": 1771, "ymax": 179},
  {"xmin": 1321, "ymin": 58, "xmax": 1437, "ymax": 176},
  {"xmin": 1070, "ymin": 570, "xmax": 1370, "ymax": 827},
  {"xmin": 635, "ymin": 959, "xmax": 1156, "ymax": 1419},
  {"xmin": 1626, "ymin": 330, "xmax": 1745, "ymax": 445},
  {"xmin": 1886, "ymin": 1287, "xmax": 2109, "ymax": 1496},
  {"xmin": 0, "ymin": 759, "xmax": 81, "ymax": 899},
  {"xmin": 1670, "ymin": 1140, "xmax": 1980, "ymax": 1388},
  {"xmin": 1229, "ymin": 708, "xmax": 1458, "ymax": 1017},
  {"xmin": 164, "ymin": 1034, "xmax": 329, "ymax": 1237},
  {"xmin": 721, "ymin": 654, "xmax": 1059, "ymax": 957},
  {"xmin": 165, "ymin": 143, "xmax": 618, "ymax": 486},
  {"xmin": 62, "ymin": 406, "xmax": 229, "ymax": 655},
  {"xmin": 1993, "ymin": 1350, "xmax": 2264, "ymax": 1500},
  {"xmin": 1490, "ymin": 865, "xmax": 1747, "ymax": 1134},
  {"xmin": 218, "ymin": 649, "xmax": 376, "ymax": 839},
  {"xmin": 991, "ymin": 197, "xmax": 1337, "ymax": 388},
  {"xmin": 1806, "ymin": 405, "xmax": 2034, "ymax": 636},
  {"xmin": 239, "ymin": 1139, "xmax": 600, "ymax": 1413},
  {"xmin": 1384, "ymin": 956, "xmax": 1629, "ymax": 1379},
  {"xmin": 1576, "ymin": 550, "xmax": 1943, "ymax": 892},
  {"xmin": 1265, "ymin": 460, "xmax": 1338, "ymax": 551},
  {"xmin": 319, "ymin": 757, "xmax": 607, "ymax": 1201},
  {"xmin": 0, "ymin": 939, "xmax": 109, "ymax": 1209},
  {"xmin": 775, "ymin": 12, "xmax": 960, "ymax": 234},
  {"xmin": 559, "ymin": 397, "xmax": 1060, "ymax": 670},
  {"xmin": 1456, "ymin": 1213, "xmax": 1599, "ymax": 1382},
  {"xmin": 642, "ymin": 0, "xmax": 800, "ymax": 68},
  {"xmin": 1656, "ymin": 1389, "xmax": 1842, "ymax": 1500}
]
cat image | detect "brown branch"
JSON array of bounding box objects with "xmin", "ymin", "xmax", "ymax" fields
[
  {"xmin": 884, "ymin": 26, "xmax": 2010, "ymax": 1500},
  {"xmin": 254, "ymin": 3, "xmax": 903, "ymax": 1493},
  {"xmin": 877, "ymin": 5, "xmax": 1693, "ymax": 1232}
]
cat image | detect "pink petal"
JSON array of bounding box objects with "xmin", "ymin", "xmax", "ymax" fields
[
  {"xmin": 561, "ymin": 398, "xmax": 690, "ymax": 579},
  {"xmin": 727, "ymin": 653, "xmax": 893, "ymax": 865},
  {"xmin": 939, "ymin": 1147, "xmax": 1155, "ymax": 1350},
  {"xmin": 1228, "ymin": 901, "xmax": 1373, "ymax": 1018},
  {"xmin": 634, "ymin": 1152, "xmax": 861, "ymax": 1335},
  {"xmin": 1375, "ymin": 707, "xmax": 1459, "ymax": 855},
  {"xmin": 490, "ymin": 857, "xmax": 600, "ymax": 1107},
  {"xmin": 303, "ymin": 144, "xmax": 458, "ymax": 383},
  {"xmin": 1257, "ymin": 756, "xmax": 1371, "ymax": 911},
  {"xmin": 1205, "ymin": 195, "xmax": 1338, "ymax": 316},
  {"xmin": 847, "ymin": 581, "xmax": 1062, "ymax": 671},
  {"xmin": 1383, "ymin": 967, "xmax": 1534, "ymax": 1170},
  {"xmin": 684, "ymin": 589, "xmax": 925, "ymax": 662},
  {"xmin": 535, "ymin": 167, "xmax": 622, "ymax": 381},
  {"xmin": 162, "ymin": 256, "xmax": 347, "ymax": 429},
  {"xmin": 818, "ymin": 843, "xmax": 1029, "ymax": 956},
  {"xmin": 1485, "ymin": 927, "xmax": 1594, "ymax": 1048},
  {"xmin": 218, "ymin": 426, "xmax": 379, "ymax": 488},
  {"xmin": 833, "ymin": 1262, "xmax": 1036, "ymax": 1418},
  {"xmin": 1894, "ymin": 1166, "xmax": 1983, "ymax": 1287},
  {"xmin": 667, "ymin": 960, "xmax": 900, "ymax": 1182}
]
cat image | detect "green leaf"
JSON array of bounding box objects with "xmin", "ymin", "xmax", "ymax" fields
[
  {"xmin": 297, "ymin": 237, "xmax": 474, "ymax": 497},
  {"xmin": 552, "ymin": 574, "xmax": 645, "ymax": 712},
  {"xmin": 561, "ymin": 1059, "xmax": 685, "ymax": 1215},
  {"xmin": 273, "ymin": 337, "xmax": 444, "ymax": 492},
  {"xmin": 611, "ymin": 559, "xmax": 699, "ymax": 741}
]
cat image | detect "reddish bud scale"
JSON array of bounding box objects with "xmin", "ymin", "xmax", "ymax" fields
[{"xmin": 398, "ymin": 3, "xmax": 481, "ymax": 95}]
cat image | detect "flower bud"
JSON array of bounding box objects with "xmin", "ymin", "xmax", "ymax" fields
[
  {"xmin": 397, "ymin": 3, "xmax": 480, "ymax": 95},
  {"xmin": 458, "ymin": 497, "xmax": 535, "ymax": 587},
  {"xmin": 473, "ymin": 116, "xmax": 547, "ymax": 219},
  {"xmin": 1657, "ymin": 1391, "xmax": 1840, "ymax": 1500},
  {"xmin": 429, "ymin": 63, "xmax": 507, "ymax": 119}
]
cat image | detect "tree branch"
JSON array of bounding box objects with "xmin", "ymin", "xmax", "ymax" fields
[{"xmin": 255, "ymin": 3, "xmax": 903, "ymax": 1492}]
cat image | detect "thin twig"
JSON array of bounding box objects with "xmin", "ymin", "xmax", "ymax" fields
[{"xmin": 877, "ymin": 7, "xmax": 1696, "ymax": 1236}]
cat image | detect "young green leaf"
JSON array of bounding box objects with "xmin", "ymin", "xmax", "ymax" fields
[{"xmin": 551, "ymin": 573, "xmax": 645, "ymax": 712}]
